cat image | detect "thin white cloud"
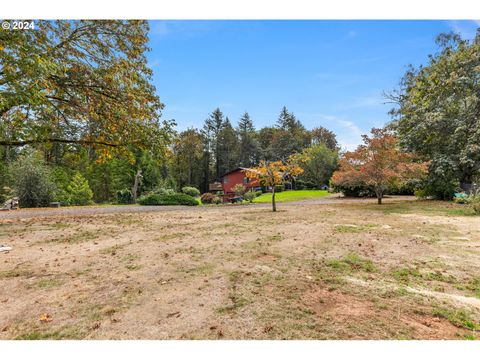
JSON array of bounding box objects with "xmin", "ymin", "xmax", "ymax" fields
[
  {"xmin": 303, "ymin": 113, "xmax": 365, "ymax": 150},
  {"xmin": 447, "ymin": 20, "xmax": 479, "ymax": 40},
  {"xmin": 340, "ymin": 95, "xmax": 383, "ymax": 110},
  {"xmin": 151, "ymin": 21, "xmax": 170, "ymax": 36},
  {"xmin": 346, "ymin": 30, "xmax": 358, "ymax": 38},
  {"xmin": 338, "ymin": 119, "xmax": 362, "ymax": 136}
]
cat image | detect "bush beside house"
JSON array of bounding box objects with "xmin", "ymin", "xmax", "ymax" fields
[
  {"xmin": 181, "ymin": 186, "xmax": 200, "ymax": 197},
  {"xmin": 200, "ymin": 193, "xmax": 222, "ymax": 204}
]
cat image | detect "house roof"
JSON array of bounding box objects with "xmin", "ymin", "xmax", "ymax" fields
[{"xmin": 221, "ymin": 167, "xmax": 258, "ymax": 177}]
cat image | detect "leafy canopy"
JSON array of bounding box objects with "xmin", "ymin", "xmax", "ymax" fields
[
  {"xmin": 389, "ymin": 31, "xmax": 480, "ymax": 187},
  {"xmin": 0, "ymin": 20, "xmax": 174, "ymax": 161},
  {"xmin": 332, "ymin": 128, "xmax": 428, "ymax": 203}
]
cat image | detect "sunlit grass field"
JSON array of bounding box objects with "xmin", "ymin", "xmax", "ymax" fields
[{"xmin": 253, "ymin": 190, "xmax": 330, "ymax": 203}]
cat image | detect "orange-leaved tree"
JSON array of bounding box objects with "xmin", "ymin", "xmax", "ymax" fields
[
  {"xmin": 243, "ymin": 155, "xmax": 304, "ymax": 212},
  {"xmin": 331, "ymin": 128, "xmax": 428, "ymax": 204}
]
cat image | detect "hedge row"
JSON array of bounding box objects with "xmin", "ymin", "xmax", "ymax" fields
[{"xmin": 138, "ymin": 192, "xmax": 199, "ymax": 206}]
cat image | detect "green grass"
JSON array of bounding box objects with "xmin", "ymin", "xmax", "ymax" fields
[
  {"xmin": 334, "ymin": 224, "xmax": 378, "ymax": 233},
  {"xmin": 36, "ymin": 278, "xmax": 63, "ymax": 289},
  {"xmin": 360, "ymin": 200, "xmax": 477, "ymax": 217},
  {"xmin": 432, "ymin": 307, "xmax": 480, "ymax": 330},
  {"xmin": 325, "ymin": 253, "xmax": 378, "ymax": 273},
  {"xmin": 253, "ymin": 190, "xmax": 329, "ymax": 203}
]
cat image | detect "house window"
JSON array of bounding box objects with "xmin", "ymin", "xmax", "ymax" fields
[
  {"xmin": 223, "ymin": 176, "xmax": 229, "ymax": 184},
  {"xmin": 243, "ymin": 177, "xmax": 249, "ymax": 184}
]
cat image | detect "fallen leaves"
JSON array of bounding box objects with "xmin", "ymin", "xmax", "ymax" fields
[
  {"xmin": 167, "ymin": 311, "xmax": 180, "ymax": 318},
  {"xmin": 39, "ymin": 313, "xmax": 53, "ymax": 323}
]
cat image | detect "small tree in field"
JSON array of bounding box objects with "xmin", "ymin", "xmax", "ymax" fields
[
  {"xmin": 243, "ymin": 155, "xmax": 304, "ymax": 212},
  {"xmin": 67, "ymin": 173, "xmax": 94, "ymax": 206},
  {"xmin": 331, "ymin": 128, "xmax": 428, "ymax": 204}
]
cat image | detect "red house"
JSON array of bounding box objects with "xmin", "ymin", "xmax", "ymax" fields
[{"xmin": 221, "ymin": 167, "xmax": 260, "ymax": 199}]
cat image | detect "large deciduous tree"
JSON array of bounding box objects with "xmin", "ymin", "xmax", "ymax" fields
[
  {"xmin": 388, "ymin": 31, "xmax": 480, "ymax": 198},
  {"xmin": 310, "ymin": 126, "xmax": 340, "ymax": 152},
  {"xmin": 298, "ymin": 143, "xmax": 338, "ymax": 187},
  {"xmin": 0, "ymin": 20, "xmax": 174, "ymax": 160},
  {"xmin": 171, "ymin": 128, "xmax": 204, "ymax": 188},
  {"xmin": 331, "ymin": 128, "xmax": 428, "ymax": 204}
]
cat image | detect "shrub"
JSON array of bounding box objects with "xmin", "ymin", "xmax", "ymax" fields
[
  {"xmin": 201, "ymin": 193, "xmax": 223, "ymax": 204},
  {"xmin": 67, "ymin": 173, "xmax": 94, "ymax": 206},
  {"xmin": 453, "ymin": 192, "xmax": 469, "ymax": 204},
  {"xmin": 10, "ymin": 152, "xmax": 56, "ymax": 208},
  {"xmin": 154, "ymin": 187, "xmax": 176, "ymax": 196},
  {"xmin": 296, "ymin": 179, "xmax": 318, "ymax": 190},
  {"xmin": 116, "ymin": 188, "xmax": 133, "ymax": 204},
  {"xmin": 332, "ymin": 181, "xmax": 375, "ymax": 197},
  {"xmin": 255, "ymin": 190, "xmax": 262, "ymax": 197},
  {"xmin": 451, "ymin": 190, "xmax": 480, "ymax": 214},
  {"xmin": 138, "ymin": 192, "xmax": 198, "ymax": 206},
  {"xmin": 462, "ymin": 190, "xmax": 480, "ymax": 214},
  {"xmin": 471, "ymin": 199, "xmax": 480, "ymax": 215},
  {"xmin": 181, "ymin": 186, "xmax": 200, "ymax": 197},
  {"xmin": 418, "ymin": 177, "xmax": 458, "ymax": 200},
  {"xmin": 137, "ymin": 193, "xmax": 161, "ymax": 205},
  {"xmin": 201, "ymin": 193, "xmax": 216, "ymax": 204},
  {"xmin": 274, "ymin": 184, "xmax": 285, "ymax": 193},
  {"xmin": 53, "ymin": 188, "xmax": 71, "ymax": 206},
  {"xmin": 295, "ymin": 180, "xmax": 306, "ymax": 190},
  {"xmin": 414, "ymin": 188, "xmax": 429, "ymax": 199},
  {"xmin": 0, "ymin": 186, "xmax": 15, "ymax": 204},
  {"xmin": 387, "ymin": 179, "xmax": 419, "ymax": 195},
  {"xmin": 243, "ymin": 191, "xmax": 256, "ymax": 203},
  {"xmin": 232, "ymin": 184, "xmax": 246, "ymax": 196}
]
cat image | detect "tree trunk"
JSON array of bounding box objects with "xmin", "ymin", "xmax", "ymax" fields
[
  {"xmin": 188, "ymin": 156, "xmax": 192, "ymax": 185},
  {"xmin": 375, "ymin": 186, "xmax": 383, "ymax": 205},
  {"xmin": 272, "ymin": 186, "xmax": 276, "ymax": 212},
  {"xmin": 132, "ymin": 169, "xmax": 142, "ymax": 203}
]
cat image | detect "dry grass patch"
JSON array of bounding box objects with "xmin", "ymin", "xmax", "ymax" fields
[{"xmin": 1, "ymin": 198, "xmax": 479, "ymax": 339}]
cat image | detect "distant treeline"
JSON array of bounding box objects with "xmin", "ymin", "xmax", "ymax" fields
[{"xmin": 1, "ymin": 20, "xmax": 479, "ymax": 206}]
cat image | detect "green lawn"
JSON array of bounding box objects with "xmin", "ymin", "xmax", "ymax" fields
[{"xmin": 253, "ymin": 190, "xmax": 330, "ymax": 203}]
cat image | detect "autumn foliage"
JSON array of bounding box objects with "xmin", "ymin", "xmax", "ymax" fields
[
  {"xmin": 331, "ymin": 128, "xmax": 428, "ymax": 204},
  {"xmin": 243, "ymin": 155, "xmax": 304, "ymax": 211}
]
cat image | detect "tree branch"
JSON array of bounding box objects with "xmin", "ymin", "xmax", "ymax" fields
[{"xmin": 0, "ymin": 138, "xmax": 121, "ymax": 147}]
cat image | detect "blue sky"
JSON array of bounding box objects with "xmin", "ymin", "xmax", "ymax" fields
[{"xmin": 147, "ymin": 20, "xmax": 479, "ymax": 150}]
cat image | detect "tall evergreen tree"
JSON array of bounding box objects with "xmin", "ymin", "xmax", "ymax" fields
[
  {"xmin": 271, "ymin": 107, "xmax": 309, "ymax": 161},
  {"xmin": 218, "ymin": 117, "xmax": 239, "ymax": 175},
  {"xmin": 201, "ymin": 108, "xmax": 225, "ymax": 184},
  {"xmin": 237, "ymin": 112, "xmax": 261, "ymax": 167},
  {"xmin": 256, "ymin": 127, "xmax": 274, "ymax": 161}
]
